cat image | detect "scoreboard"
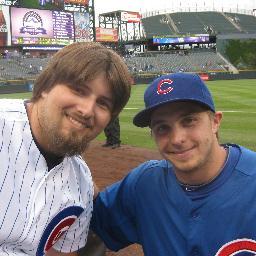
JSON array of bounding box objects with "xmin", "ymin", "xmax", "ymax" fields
[
  {"xmin": 10, "ymin": 7, "xmax": 75, "ymax": 45},
  {"xmin": 52, "ymin": 11, "xmax": 74, "ymax": 40}
]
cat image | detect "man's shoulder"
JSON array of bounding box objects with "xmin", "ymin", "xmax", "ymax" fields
[
  {"xmin": 0, "ymin": 99, "xmax": 27, "ymax": 120},
  {"xmin": 0, "ymin": 98, "xmax": 24, "ymax": 109},
  {"xmin": 127, "ymin": 159, "xmax": 170, "ymax": 183},
  {"xmin": 235, "ymin": 144, "xmax": 256, "ymax": 175},
  {"xmin": 142, "ymin": 159, "xmax": 169, "ymax": 169},
  {"xmin": 68, "ymin": 155, "xmax": 91, "ymax": 174},
  {"xmin": 68, "ymin": 155, "xmax": 93, "ymax": 183},
  {"xmin": 134, "ymin": 159, "xmax": 168, "ymax": 172},
  {"xmin": 238, "ymin": 144, "xmax": 256, "ymax": 161}
]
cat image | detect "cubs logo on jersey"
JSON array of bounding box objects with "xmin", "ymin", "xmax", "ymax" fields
[
  {"xmin": 36, "ymin": 206, "xmax": 83, "ymax": 256},
  {"xmin": 216, "ymin": 238, "xmax": 256, "ymax": 256}
]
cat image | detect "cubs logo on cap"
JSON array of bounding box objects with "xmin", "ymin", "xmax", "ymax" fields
[
  {"xmin": 157, "ymin": 79, "xmax": 173, "ymax": 95},
  {"xmin": 133, "ymin": 73, "xmax": 215, "ymax": 127}
]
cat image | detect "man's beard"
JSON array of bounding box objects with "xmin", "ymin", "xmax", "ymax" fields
[
  {"xmin": 40, "ymin": 115, "xmax": 90, "ymax": 156},
  {"xmin": 48, "ymin": 129, "xmax": 90, "ymax": 156}
]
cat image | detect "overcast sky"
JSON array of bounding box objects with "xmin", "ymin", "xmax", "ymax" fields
[{"xmin": 94, "ymin": 0, "xmax": 255, "ymax": 17}]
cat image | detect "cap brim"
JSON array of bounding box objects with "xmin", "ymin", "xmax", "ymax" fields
[
  {"xmin": 133, "ymin": 99, "xmax": 172, "ymax": 127},
  {"xmin": 133, "ymin": 99, "xmax": 215, "ymax": 128},
  {"xmin": 133, "ymin": 108, "xmax": 153, "ymax": 127}
]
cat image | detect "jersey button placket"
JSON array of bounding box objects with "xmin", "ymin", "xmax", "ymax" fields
[
  {"xmin": 191, "ymin": 211, "xmax": 200, "ymax": 219},
  {"xmin": 188, "ymin": 210, "xmax": 201, "ymax": 255},
  {"xmin": 191, "ymin": 246, "xmax": 200, "ymax": 256}
]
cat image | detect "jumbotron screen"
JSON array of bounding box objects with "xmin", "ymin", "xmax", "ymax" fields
[
  {"xmin": 10, "ymin": 7, "xmax": 75, "ymax": 45},
  {"xmin": 153, "ymin": 35, "xmax": 210, "ymax": 45}
]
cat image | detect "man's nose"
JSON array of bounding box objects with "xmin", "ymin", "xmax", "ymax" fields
[
  {"xmin": 77, "ymin": 97, "xmax": 96, "ymax": 119},
  {"xmin": 169, "ymin": 126, "xmax": 186, "ymax": 145}
]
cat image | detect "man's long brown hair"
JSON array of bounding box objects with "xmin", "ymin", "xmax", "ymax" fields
[{"xmin": 31, "ymin": 42, "xmax": 132, "ymax": 118}]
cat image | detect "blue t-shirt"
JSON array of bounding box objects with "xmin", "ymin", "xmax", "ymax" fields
[{"xmin": 91, "ymin": 144, "xmax": 256, "ymax": 256}]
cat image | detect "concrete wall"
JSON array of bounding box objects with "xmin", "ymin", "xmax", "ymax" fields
[{"xmin": 133, "ymin": 71, "xmax": 256, "ymax": 84}]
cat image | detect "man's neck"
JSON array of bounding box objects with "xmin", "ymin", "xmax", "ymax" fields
[
  {"xmin": 26, "ymin": 101, "xmax": 51, "ymax": 154},
  {"xmin": 175, "ymin": 145, "xmax": 228, "ymax": 186},
  {"xmin": 25, "ymin": 101, "xmax": 64, "ymax": 170}
]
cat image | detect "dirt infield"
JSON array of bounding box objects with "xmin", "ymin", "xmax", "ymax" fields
[{"xmin": 83, "ymin": 141, "xmax": 162, "ymax": 256}]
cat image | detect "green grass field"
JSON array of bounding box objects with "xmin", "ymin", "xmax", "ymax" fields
[{"xmin": 1, "ymin": 79, "xmax": 256, "ymax": 151}]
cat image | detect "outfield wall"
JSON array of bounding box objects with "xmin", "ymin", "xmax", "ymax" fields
[
  {"xmin": 208, "ymin": 71, "xmax": 256, "ymax": 80},
  {"xmin": 0, "ymin": 79, "xmax": 34, "ymax": 94},
  {"xmin": 0, "ymin": 71, "xmax": 255, "ymax": 94},
  {"xmin": 134, "ymin": 70, "xmax": 256, "ymax": 84}
]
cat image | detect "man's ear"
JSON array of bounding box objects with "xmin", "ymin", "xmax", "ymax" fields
[
  {"xmin": 212, "ymin": 111, "xmax": 223, "ymax": 134},
  {"xmin": 41, "ymin": 91, "xmax": 48, "ymax": 99}
]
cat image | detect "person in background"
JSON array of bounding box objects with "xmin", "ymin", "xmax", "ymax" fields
[
  {"xmin": 102, "ymin": 117, "xmax": 121, "ymax": 149},
  {"xmin": 91, "ymin": 72, "xmax": 256, "ymax": 256},
  {"xmin": 0, "ymin": 42, "xmax": 131, "ymax": 256}
]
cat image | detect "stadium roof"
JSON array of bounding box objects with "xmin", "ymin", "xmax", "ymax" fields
[{"xmin": 99, "ymin": 10, "xmax": 140, "ymax": 17}]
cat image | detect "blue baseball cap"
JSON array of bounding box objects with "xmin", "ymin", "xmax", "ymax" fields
[{"xmin": 133, "ymin": 73, "xmax": 215, "ymax": 127}]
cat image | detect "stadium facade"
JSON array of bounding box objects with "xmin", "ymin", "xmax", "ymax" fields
[{"xmin": 0, "ymin": 0, "xmax": 255, "ymax": 93}]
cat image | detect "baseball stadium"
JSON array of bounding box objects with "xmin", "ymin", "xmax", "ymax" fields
[{"xmin": 0, "ymin": 0, "xmax": 256, "ymax": 255}]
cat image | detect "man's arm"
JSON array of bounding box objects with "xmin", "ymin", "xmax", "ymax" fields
[
  {"xmin": 45, "ymin": 182, "xmax": 102, "ymax": 256},
  {"xmin": 93, "ymin": 182, "xmax": 100, "ymax": 199},
  {"xmin": 46, "ymin": 247, "xmax": 78, "ymax": 256}
]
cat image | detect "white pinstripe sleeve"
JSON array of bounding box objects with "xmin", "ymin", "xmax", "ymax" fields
[{"xmin": 52, "ymin": 157, "xmax": 94, "ymax": 253}]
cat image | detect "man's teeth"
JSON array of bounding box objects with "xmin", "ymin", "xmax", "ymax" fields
[{"xmin": 69, "ymin": 116, "xmax": 84, "ymax": 128}]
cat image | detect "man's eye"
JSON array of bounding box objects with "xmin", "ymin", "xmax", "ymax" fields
[
  {"xmin": 74, "ymin": 87, "xmax": 85, "ymax": 95},
  {"xmin": 97, "ymin": 100, "xmax": 111, "ymax": 111},
  {"xmin": 152, "ymin": 125, "xmax": 169, "ymax": 136}
]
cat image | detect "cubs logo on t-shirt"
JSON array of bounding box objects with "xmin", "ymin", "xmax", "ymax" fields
[
  {"xmin": 36, "ymin": 206, "xmax": 83, "ymax": 256},
  {"xmin": 216, "ymin": 238, "xmax": 256, "ymax": 255}
]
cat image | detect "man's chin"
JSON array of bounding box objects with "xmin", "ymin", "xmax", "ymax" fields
[
  {"xmin": 49, "ymin": 138, "xmax": 89, "ymax": 156},
  {"xmin": 67, "ymin": 140, "xmax": 90, "ymax": 156}
]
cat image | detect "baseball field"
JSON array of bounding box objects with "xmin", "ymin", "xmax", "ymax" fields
[
  {"xmin": 1, "ymin": 78, "xmax": 255, "ymax": 256},
  {"xmin": 1, "ymin": 78, "xmax": 254, "ymax": 150}
]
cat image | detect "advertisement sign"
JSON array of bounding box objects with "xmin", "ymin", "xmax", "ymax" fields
[
  {"xmin": 121, "ymin": 11, "xmax": 141, "ymax": 23},
  {"xmin": 95, "ymin": 27, "xmax": 118, "ymax": 42},
  {"xmin": 74, "ymin": 11, "xmax": 90, "ymax": 42},
  {"xmin": 0, "ymin": 5, "xmax": 11, "ymax": 46},
  {"xmin": 153, "ymin": 35, "xmax": 210, "ymax": 44},
  {"xmin": 64, "ymin": 0, "xmax": 89, "ymax": 6},
  {"xmin": 19, "ymin": 0, "xmax": 64, "ymax": 10},
  {"xmin": 199, "ymin": 73, "xmax": 209, "ymax": 81}
]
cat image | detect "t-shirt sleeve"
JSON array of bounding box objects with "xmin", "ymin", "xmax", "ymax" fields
[{"xmin": 90, "ymin": 161, "xmax": 156, "ymax": 251}]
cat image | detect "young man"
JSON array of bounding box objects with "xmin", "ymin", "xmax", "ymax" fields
[
  {"xmin": 0, "ymin": 42, "xmax": 131, "ymax": 256},
  {"xmin": 91, "ymin": 73, "xmax": 256, "ymax": 256}
]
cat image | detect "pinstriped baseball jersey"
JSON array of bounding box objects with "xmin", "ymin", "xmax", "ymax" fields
[{"xmin": 0, "ymin": 99, "xmax": 93, "ymax": 255}]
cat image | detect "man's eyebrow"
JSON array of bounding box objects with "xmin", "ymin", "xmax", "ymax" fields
[
  {"xmin": 150, "ymin": 109, "xmax": 201, "ymax": 127},
  {"xmin": 180, "ymin": 110, "xmax": 198, "ymax": 116},
  {"xmin": 150, "ymin": 118, "xmax": 165, "ymax": 128},
  {"xmin": 100, "ymin": 95, "xmax": 114, "ymax": 108},
  {"xmin": 101, "ymin": 94, "xmax": 113, "ymax": 103},
  {"xmin": 76, "ymin": 83, "xmax": 89, "ymax": 91}
]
